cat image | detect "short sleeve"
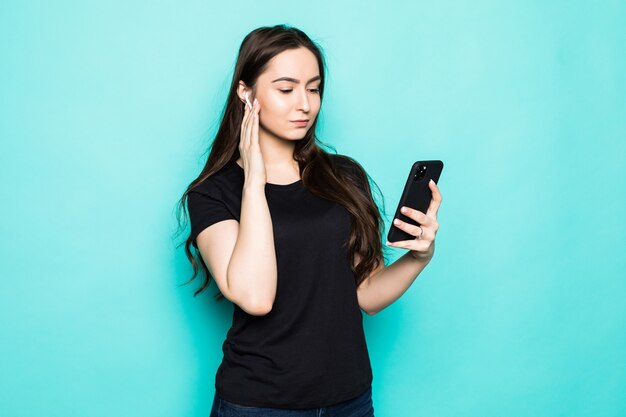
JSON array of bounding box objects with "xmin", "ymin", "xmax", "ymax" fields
[{"xmin": 187, "ymin": 189, "xmax": 237, "ymax": 248}]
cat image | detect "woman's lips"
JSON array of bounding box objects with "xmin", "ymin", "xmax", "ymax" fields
[{"xmin": 290, "ymin": 120, "xmax": 308, "ymax": 127}]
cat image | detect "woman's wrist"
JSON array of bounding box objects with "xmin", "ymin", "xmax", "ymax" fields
[{"xmin": 409, "ymin": 248, "xmax": 433, "ymax": 262}]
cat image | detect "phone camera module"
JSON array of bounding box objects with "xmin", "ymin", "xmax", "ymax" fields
[{"xmin": 414, "ymin": 164, "xmax": 427, "ymax": 181}]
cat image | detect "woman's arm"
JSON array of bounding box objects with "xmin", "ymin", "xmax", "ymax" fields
[
  {"xmin": 357, "ymin": 179, "xmax": 442, "ymax": 315},
  {"xmin": 356, "ymin": 247, "xmax": 433, "ymax": 315},
  {"xmin": 226, "ymin": 183, "xmax": 277, "ymax": 314}
]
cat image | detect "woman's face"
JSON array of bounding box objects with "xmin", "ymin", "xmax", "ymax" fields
[{"xmin": 242, "ymin": 47, "xmax": 321, "ymax": 140}]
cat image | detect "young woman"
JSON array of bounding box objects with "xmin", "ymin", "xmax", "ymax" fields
[{"xmin": 177, "ymin": 24, "xmax": 442, "ymax": 417}]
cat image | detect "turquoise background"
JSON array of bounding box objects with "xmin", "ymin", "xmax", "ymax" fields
[{"xmin": 1, "ymin": 1, "xmax": 625, "ymax": 416}]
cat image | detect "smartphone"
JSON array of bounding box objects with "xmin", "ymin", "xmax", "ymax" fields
[{"xmin": 387, "ymin": 160, "xmax": 444, "ymax": 243}]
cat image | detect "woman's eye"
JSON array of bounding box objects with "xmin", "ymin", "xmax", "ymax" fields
[{"xmin": 278, "ymin": 89, "xmax": 320, "ymax": 94}]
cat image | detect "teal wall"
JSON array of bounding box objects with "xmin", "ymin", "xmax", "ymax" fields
[{"xmin": 1, "ymin": 1, "xmax": 624, "ymax": 416}]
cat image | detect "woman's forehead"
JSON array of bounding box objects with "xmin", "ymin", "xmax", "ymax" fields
[{"xmin": 262, "ymin": 49, "xmax": 319, "ymax": 82}]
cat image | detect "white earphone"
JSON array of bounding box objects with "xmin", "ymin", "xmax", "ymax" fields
[{"xmin": 244, "ymin": 92, "xmax": 253, "ymax": 109}]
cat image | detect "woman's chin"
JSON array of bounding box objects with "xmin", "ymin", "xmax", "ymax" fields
[
  {"xmin": 262, "ymin": 125, "xmax": 309, "ymax": 141},
  {"xmin": 282, "ymin": 130, "xmax": 309, "ymax": 140}
]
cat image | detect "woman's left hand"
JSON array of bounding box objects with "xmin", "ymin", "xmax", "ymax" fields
[{"xmin": 386, "ymin": 179, "xmax": 442, "ymax": 261}]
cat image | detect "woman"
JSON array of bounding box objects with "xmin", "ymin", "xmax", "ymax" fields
[{"xmin": 177, "ymin": 24, "xmax": 442, "ymax": 416}]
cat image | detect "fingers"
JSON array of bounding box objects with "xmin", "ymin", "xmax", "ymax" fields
[
  {"xmin": 245, "ymin": 99, "xmax": 259, "ymax": 148},
  {"xmin": 241, "ymin": 98, "xmax": 257, "ymax": 149},
  {"xmin": 243, "ymin": 104, "xmax": 252, "ymax": 148},
  {"xmin": 393, "ymin": 206, "xmax": 440, "ymax": 239},
  {"xmin": 392, "ymin": 217, "xmax": 426, "ymax": 239},
  {"xmin": 240, "ymin": 98, "xmax": 252, "ymax": 148},
  {"xmin": 391, "ymin": 219, "xmax": 436, "ymax": 242},
  {"xmin": 387, "ymin": 237, "xmax": 430, "ymax": 249},
  {"xmin": 399, "ymin": 206, "xmax": 434, "ymax": 228},
  {"xmin": 426, "ymin": 180, "xmax": 442, "ymax": 218},
  {"xmin": 251, "ymin": 100, "xmax": 259, "ymax": 146}
]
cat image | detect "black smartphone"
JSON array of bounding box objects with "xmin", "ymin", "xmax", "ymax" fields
[{"xmin": 387, "ymin": 160, "xmax": 444, "ymax": 243}]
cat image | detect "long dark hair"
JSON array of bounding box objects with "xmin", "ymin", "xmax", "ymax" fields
[{"xmin": 174, "ymin": 24, "xmax": 390, "ymax": 301}]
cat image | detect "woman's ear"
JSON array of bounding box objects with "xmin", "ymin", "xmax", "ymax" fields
[{"xmin": 237, "ymin": 82, "xmax": 246, "ymax": 104}]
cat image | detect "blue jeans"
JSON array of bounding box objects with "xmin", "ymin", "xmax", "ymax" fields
[{"xmin": 209, "ymin": 386, "xmax": 375, "ymax": 417}]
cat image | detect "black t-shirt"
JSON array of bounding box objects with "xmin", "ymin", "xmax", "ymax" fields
[{"xmin": 187, "ymin": 158, "xmax": 373, "ymax": 409}]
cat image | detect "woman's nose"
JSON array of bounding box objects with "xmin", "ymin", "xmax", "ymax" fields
[{"xmin": 297, "ymin": 90, "xmax": 310, "ymax": 111}]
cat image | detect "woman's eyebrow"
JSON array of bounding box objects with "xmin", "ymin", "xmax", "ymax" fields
[{"xmin": 271, "ymin": 75, "xmax": 321, "ymax": 84}]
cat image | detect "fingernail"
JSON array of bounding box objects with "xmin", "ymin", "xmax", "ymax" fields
[
  {"xmin": 401, "ymin": 206, "xmax": 407, "ymax": 213},
  {"xmin": 393, "ymin": 219, "xmax": 400, "ymax": 225}
]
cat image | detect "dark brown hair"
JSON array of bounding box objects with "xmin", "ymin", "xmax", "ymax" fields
[{"xmin": 174, "ymin": 24, "xmax": 390, "ymax": 301}]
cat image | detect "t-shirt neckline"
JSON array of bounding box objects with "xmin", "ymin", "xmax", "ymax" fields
[{"xmin": 232, "ymin": 161, "xmax": 303, "ymax": 190}]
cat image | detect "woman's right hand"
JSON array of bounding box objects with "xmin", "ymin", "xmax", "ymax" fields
[{"xmin": 239, "ymin": 94, "xmax": 267, "ymax": 187}]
